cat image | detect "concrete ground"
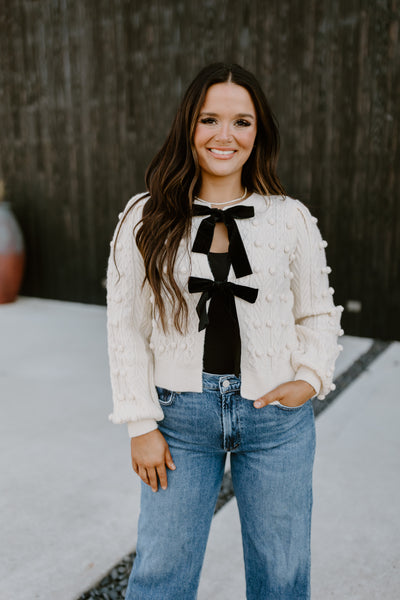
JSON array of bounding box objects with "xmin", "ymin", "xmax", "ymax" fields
[{"xmin": 0, "ymin": 297, "xmax": 398, "ymax": 599}]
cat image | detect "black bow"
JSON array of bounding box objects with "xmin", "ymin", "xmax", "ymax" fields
[
  {"xmin": 188, "ymin": 276, "xmax": 258, "ymax": 332},
  {"xmin": 191, "ymin": 204, "xmax": 254, "ymax": 278}
]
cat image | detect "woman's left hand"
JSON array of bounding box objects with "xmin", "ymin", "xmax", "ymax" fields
[{"xmin": 253, "ymin": 380, "xmax": 316, "ymax": 409}]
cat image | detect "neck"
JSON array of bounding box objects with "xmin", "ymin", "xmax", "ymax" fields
[{"xmin": 197, "ymin": 176, "xmax": 246, "ymax": 205}]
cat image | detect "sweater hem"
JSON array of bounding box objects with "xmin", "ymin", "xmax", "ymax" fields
[{"xmin": 154, "ymin": 359, "xmax": 298, "ymax": 401}]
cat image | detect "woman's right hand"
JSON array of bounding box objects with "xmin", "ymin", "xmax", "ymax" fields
[{"xmin": 130, "ymin": 429, "xmax": 176, "ymax": 492}]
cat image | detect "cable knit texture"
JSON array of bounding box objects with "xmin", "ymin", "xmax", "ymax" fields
[{"xmin": 106, "ymin": 192, "xmax": 343, "ymax": 437}]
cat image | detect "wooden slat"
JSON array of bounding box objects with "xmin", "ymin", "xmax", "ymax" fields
[{"xmin": 0, "ymin": 0, "xmax": 398, "ymax": 338}]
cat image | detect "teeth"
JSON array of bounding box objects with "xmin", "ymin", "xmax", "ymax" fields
[{"xmin": 209, "ymin": 149, "xmax": 235, "ymax": 155}]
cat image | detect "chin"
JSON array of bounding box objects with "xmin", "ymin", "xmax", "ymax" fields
[{"xmin": 211, "ymin": 168, "xmax": 242, "ymax": 179}]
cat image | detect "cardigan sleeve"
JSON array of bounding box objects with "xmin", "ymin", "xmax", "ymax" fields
[
  {"xmin": 289, "ymin": 200, "xmax": 343, "ymax": 399},
  {"xmin": 106, "ymin": 195, "xmax": 164, "ymax": 436}
]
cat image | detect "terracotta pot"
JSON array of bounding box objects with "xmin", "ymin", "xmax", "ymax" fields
[{"xmin": 0, "ymin": 201, "xmax": 25, "ymax": 303}]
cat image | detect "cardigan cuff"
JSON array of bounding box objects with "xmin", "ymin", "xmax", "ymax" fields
[
  {"xmin": 294, "ymin": 367, "xmax": 322, "ymax": 398},
  {"xmin": 127, "ymin": 419, "xmax": 158, "ymax": 438}
]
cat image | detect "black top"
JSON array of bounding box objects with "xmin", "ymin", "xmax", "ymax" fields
[
  {"xmin": 202, "ymin": 252, "xmax": 241, "ymax": 376},
  {"xmin": 188, "ymin": 202, "xmax": 258, "ymax": 371}
]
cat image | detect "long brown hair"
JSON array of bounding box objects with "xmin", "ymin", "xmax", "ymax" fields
[{"xmin": 114, "ymin": 62, "xmax": 285, "ymax": 335}]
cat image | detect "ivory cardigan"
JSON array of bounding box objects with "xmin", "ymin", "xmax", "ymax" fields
[{"xmin": 106, "ymin": 192, "xmax": 343, "ymax": 437}]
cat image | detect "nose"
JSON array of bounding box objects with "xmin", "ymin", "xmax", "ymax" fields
[{"xmin": 215, "ymin": 122, "xmax": 233, "ymax": 143}]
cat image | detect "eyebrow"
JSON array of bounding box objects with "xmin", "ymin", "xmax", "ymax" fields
[{"xmin": 199, "ymin": 112, "xmax": 255, "ymax": 120}]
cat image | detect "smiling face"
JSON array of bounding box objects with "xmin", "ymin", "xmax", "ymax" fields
[{"xmin": 193, "ymin": 82, "xmax": 257, "ymax": 189}]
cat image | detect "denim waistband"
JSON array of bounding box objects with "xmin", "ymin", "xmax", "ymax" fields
[{"xmin": 202, "ymin": 370, "xmax": 241, "ymax": 391}]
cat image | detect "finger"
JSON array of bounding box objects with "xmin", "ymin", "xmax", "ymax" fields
[
  {"xmin": 253, "ymin": 390, "xmax": 281, "ymax": 408},
  {"xmin": 165, "ymin": 448, "xmax": 176, "ymax": 471},
  {"xmin": 131, "ymin": 461, "xmax": 139, "ymax": 475},
  {"xmin": 146, "ymin": 467, "xmax": 158, "ymax": 492},
  {"xmin": 138, "ymin": 466, "xmax": 150, "ymax": 485},
  {"xmin": 157, "ymin": 464, "xmax": 168, "ymax": 490},
  {"xmin": 253, "ymin": 398, "xmax": 268, "ymax": 408}
]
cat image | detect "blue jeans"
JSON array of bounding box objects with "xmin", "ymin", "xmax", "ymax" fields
[{"xmin": 126, "ymin": 371, "xmax": 316, "ymax": 600}]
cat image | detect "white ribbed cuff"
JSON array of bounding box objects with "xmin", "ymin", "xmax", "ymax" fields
[
  {"xmin": 127, "ymin": 419, "xmax": 158, "ymax": 438},
  {"xmin": 294, "ymin": 367, "xmax": 322, "ymax": 398}
]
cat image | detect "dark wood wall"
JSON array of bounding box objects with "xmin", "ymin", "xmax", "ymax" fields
[{"xmin": 0, "ymin": 0, "xmax": 399, "ymax": 339}]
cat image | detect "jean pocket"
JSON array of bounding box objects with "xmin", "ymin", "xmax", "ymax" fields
[
  {"xmin": 155, "ymin": 386, "xmax": 177, "ymax": 406},
  {"xmin": 273, "ymin": 400, "xmax": 308, "ymax": 411}
]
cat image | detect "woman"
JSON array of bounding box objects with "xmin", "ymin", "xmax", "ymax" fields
[{"xmin": 107, "ymin": 62, "xmax": 343, "ymax": 600}]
